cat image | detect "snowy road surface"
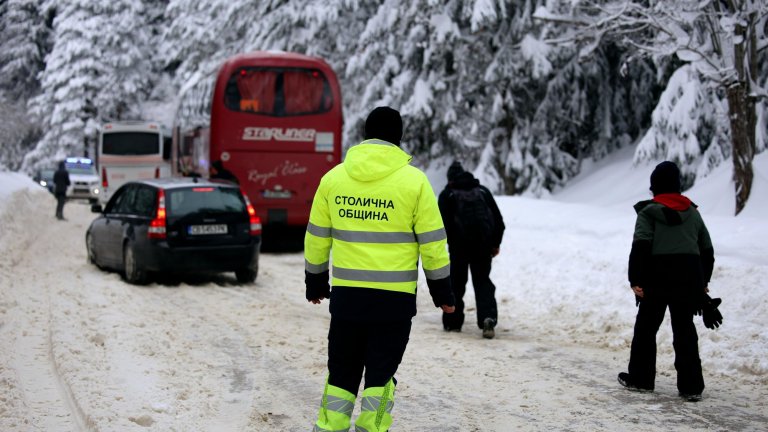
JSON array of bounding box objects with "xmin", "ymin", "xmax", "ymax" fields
[{"xmin": 0, "ymin": 188, "xmax": 766, "ymax": 431}]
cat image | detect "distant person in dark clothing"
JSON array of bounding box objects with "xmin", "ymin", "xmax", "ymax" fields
[
  {"xmin": 210, "ymin": 160, "xmax": 239, "ymax": 184},
  {"xmin": 53, "ymin": 160, "xmax": 70, "ymax": 220},
  {"xmin": 618, "ymin": 160, "xmax": 717, "ymax": 402},
  {"xmin": 438, "ymin": 160, "xmax": 505, "ymax": 339}
]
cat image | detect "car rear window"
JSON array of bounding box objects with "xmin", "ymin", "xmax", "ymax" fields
[{"xmin": 166, "ymin": 187, "xmax": 246, "ymax": 218}]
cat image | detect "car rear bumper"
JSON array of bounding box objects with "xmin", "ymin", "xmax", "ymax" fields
[{"xmin": 141, "ymin": 238, "xmax": 261, "ymax": 273}]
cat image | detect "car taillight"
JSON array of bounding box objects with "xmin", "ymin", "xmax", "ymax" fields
[
  {"xmin": 148, "ymin": 189, "xmax": 166, "ymax": 239},
  {"xmin": 241, "ymin": 192, "xmax": 262, "ymax": 236},
  {"xmin": 101, "ymin": 167, "xmax": 108, "ymax": 188}
]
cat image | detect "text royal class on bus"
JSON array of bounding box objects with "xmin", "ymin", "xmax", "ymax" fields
[{"xmin": 172, "ymin": 51, "xmax": 343, "ymax": 245}]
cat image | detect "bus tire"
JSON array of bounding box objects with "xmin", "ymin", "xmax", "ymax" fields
[
  {"xmin": 123, "ymin": 242, "xmax": 148, "ymax": 285},
  {"xmin": 235, "ymin": 268, "xmax": 257, "ymax": 284}
]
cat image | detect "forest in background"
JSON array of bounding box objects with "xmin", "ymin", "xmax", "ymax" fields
[{"xmin": 1, "ymin": 0, "xmax": 766, "ymax": 212}]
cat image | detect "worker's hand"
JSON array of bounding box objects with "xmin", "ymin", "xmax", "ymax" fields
[
  {"xmin": 441, "ymin": 304, "xmax": 455, "ymax": 313},
  {"xmin": 631, "ymin": 286, "xmax": 644, "ymax": 298},
  {"xmin": 491, "ymin": 247, "xmax": 500, "ymax": 258},
  {"xmin": 308, "ymin": 298, "xmax": 323, "ymax": 305}
]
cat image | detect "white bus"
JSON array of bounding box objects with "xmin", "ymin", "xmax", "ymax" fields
[{"xmin": 98, "ymin": 121, "xmax": 172, "ymax": 203}]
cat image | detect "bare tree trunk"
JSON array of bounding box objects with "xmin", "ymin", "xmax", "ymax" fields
[
  {"xmin": 727, "ymin": 82, "xmax": 755, "ymax": 216},
  {"xmin": 728, "ymin": 11, "xmax": 758, "ymax": 216}
]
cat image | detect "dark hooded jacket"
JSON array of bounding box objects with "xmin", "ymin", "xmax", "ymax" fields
[
  {"xmin": 438, "ymin": 170, "xmax": 505, "ymax": 253},
  {"xmin": 53, "ymin": 162, "xmax": 70, "ymax": 196},
  {"xmin": 628, "ymin": 193, "xmax": 714, "ymax": 301}
]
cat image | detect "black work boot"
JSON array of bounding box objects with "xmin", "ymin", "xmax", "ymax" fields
[{"xmin": 482, "ymin": 318, "xmax": 495, "ymax": 339}]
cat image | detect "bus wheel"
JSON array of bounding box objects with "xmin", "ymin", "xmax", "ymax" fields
[
  {"xmin": 235, "ymin": 268, "xmax": 257, "ymax": 284},
  {"xmin": 123, "ymin": 242, "xmax": 148, "ymax": 285}
]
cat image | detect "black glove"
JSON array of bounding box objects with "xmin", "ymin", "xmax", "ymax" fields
[
  {"xmin": 701, "ymin": 295, "xmax": 723, "ymax": 329},
  {"xmin": 305, "ymin": 270, "xmax": 330, "ymax": 301}
]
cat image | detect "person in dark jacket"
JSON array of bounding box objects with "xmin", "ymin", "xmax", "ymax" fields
[
  {"xmin": 209, "ymin": 160, "xmax": 239, "ymax": 184},
  {"xmin": 53, "ymin": 160, "xmax": 70, "ymax": 220},
  {"xmin": 438, "ymin": 161, "xmax": 505, "ymax": 339},
  {"xmin": 618, "ymin": 160, "xmax": 715, "ymax": 402}
]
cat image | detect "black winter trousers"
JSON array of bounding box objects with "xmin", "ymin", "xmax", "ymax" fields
[
  {"xmin": 442, "ymin": 250, "xmax": 498, "ymax": 330},
  {"xmin": 55, "ymin": 193, "xmax": 66, "ymax": 219},
  {"xmin": 327, "ymin": 317, "xmax": 411, "ymax": 395},
  {"xmin": 628, "ymin": 298, "xmax": 704, "ymax": 394}
]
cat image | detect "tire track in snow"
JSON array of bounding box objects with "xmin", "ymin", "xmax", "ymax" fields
[{"xmin": 0, "ymin": 191, "xmax": 94, "ymax": 431}]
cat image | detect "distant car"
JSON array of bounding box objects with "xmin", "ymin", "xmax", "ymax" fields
[
  {"xmin": 85, "ymin": 177, "xmax": 262, "ymax": 284},
  {"xmin": 32, "ymin": 168, "xmax": 56, "ymax": 193},
  {"xmin": 64, "ymin": 157, "xmax": 101, "ymax": 203}
]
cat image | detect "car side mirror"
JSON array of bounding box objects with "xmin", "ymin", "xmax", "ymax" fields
[{"xmin": 91, "ymin": 204, "xmax": 103, "ymax": 213}]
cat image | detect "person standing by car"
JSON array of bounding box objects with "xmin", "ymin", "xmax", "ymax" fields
[
  {"xmin": 618, "ymin": 161, "xmax": 717, "ymax": 402},
  {"xmin": 438, "ymin": 160, "xmax": 505, "ymax": 339},
  {"xmin": 209, "ymin": 160, "xmax": 239, "ymax": 184},
  {"xmin": 304, "ymin": 106, "xmax": 455, "ymax": 432},
  {"xmin": 53, "ymin": 160, "xmax": 70, "ymax": 220}
]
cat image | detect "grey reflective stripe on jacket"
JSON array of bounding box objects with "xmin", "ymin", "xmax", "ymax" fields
[
  {"xmin": 333, "ymin": 267, "xmax": 419, "ymax": 283},
  {"xmin": 424, "ymin": 264, "xmax": 450, "ymax": 279},
  {"xmin": 307, "ymin": 223, "xmax": 447, "ymax": 245},
  {"xmin": 306, "ymin": 260, "xmax": 330, "ymax": 274}
]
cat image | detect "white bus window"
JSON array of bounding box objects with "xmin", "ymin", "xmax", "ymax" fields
[{"xmin": 103, "ymin": 132, "xmax": 160, "ymax": 155}]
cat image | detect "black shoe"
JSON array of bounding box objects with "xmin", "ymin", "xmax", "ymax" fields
[
  {"xmin": 482, "ymin": 318, "xmax": 495, "ymax": 339},
  {"xmin": 444, "ymin": 326, "xmax": 461, "ymax": 332},
  {"xmin": 679, "ymin": 392, "xmax": 702, "ymax": 402},
  {"xmin": 617, "ymin": 373, "xmax": 653, "ymax": 393}
]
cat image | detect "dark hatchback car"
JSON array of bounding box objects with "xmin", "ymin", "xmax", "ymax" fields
[{"xmin": 86, "ymin": 177, "xmax": 261, "ymax": 284}]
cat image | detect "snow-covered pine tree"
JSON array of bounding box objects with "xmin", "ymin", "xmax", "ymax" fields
[
  {"xmin": 535, "ymin": 0, "xmax": 768, "ymax": 213},
  {"xmin": 0, "ymin": 0, "xmax": 50, "ymax": 170},
  {"xmin": 0, "ymin": 0, "xmax": 50, "ymax": 99},
  {"xmin": 635, "ymin": 64, "xmax": 731, "ymax": 188},
  {"xmin": 22, "ymin": 0, "xmax": 155, "ymax": 171}
]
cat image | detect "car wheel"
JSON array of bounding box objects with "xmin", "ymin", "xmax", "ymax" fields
[
  {"xmin": 86, "ymin": 232, "xmax": 98, "ymax": 266},
  {"xmin": 123, "ymin": 242, "xmax": 148, "ymax": 285},
  {"xmin": 235, "ymin": 268, "xmax": 257, "ymax": 284}
]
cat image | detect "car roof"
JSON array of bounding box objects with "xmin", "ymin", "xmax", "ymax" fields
[{"xmin": 125, "ymin": 177, "xmax": 241, "ymax": 190}]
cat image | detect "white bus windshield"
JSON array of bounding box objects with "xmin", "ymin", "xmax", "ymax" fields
[{"xmin": 102, "ymin": 132, "xmax": 160, "ymax": 155}]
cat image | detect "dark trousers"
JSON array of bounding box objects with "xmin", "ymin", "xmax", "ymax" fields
[
  {"xmin": 327, "ymin": 317, "xmax": 411, "ymax": 395},
  {"xmin": 443, "ymin": 250, "xmax": 498, "ymax": 330},
  {"xmin": 55, "ymin": 194, "xmax": 66, "ymax": 219},
  {"xmin": 628, "ymin": 298, "xmax": 704, "ymax": 394}
]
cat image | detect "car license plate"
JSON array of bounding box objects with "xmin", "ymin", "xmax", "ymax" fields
[
  {"xmin": 188, "ymin": 224, "xmax": 228, "ymax": 235},
  {"xmin": 263, "ymin": 190, "xmax": 292, "ymax": 199}
]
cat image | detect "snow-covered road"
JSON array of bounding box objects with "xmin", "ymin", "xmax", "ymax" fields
[{"xmin": 1, "ymin": 188, "xmax": 766, "ymax": 431}]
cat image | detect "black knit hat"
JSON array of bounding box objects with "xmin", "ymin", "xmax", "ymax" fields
[
  {"xmin": 364, "ymin": 106, "xmax": 403, "ymax": 146},
  {"xmin": 650, "ymin": 161, "xmax": 681, "ymax": 195},
  {"xmin": 447, "ymin": 160, "xmax": 464, "ymax": 181}
]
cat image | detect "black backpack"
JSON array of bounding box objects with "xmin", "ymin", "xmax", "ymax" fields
[{"xmin": 450, "ymin": 187, "xmax": 494, "ymax": 249}]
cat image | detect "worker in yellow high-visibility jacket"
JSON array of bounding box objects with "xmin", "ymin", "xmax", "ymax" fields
[{"xmin": 305, "ymin": 106, "xmax": 455, "ymax": 432}]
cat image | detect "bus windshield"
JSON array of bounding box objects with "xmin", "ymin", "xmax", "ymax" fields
[
  {"xmin": 102, "ymin": 132, "xmax": 160, "ymax": 155},
  {"xmin": 224, "ymin": 67, "xmax": 332, "ymax": 116}
]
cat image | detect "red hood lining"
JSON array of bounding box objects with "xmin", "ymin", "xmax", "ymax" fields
[{"xmin": 653, "ymin": 193, "xmax": 691, "ymax": 211}]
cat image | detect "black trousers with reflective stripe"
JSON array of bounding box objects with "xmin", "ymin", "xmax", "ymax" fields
[
  {"xmin": 327, "ymin": 317, "xmax": 411, "ymax": 395},
  {"xmin": 443, "ymin": 250, "xmax": 498, "ymax": 330},
  {"xmin": 628, "ymin": 298, "xmax": 704, "ymax": 394}
]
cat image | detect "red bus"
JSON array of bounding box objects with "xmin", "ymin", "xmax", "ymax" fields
[{"xmin": 172, "ymin": 51, "xmax": 343, "ymax": 243}]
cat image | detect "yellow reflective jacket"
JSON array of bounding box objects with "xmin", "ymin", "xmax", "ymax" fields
[{"xmin": 305, "ymin": 139, "xmax": 452, "ymax": 306}]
